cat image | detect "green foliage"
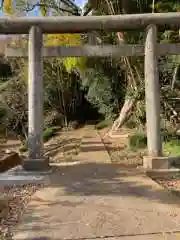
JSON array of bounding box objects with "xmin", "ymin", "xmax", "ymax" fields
[
  {"xmin": 1, "ymin": 0, "xmax": 180, "ymax": 144},
  {"xmin": 95, "ymin": 119, "xmax": 113, "ymax": 130},
  {"xmin": 43, "ymin": 127, "xmax": 58, "ymax": 142},
  {"xmin": 128, "ymin": 130, "xmax": 180, "ymax": 157},
  {"xmin": 154, "ymin": 0, "xmax": 180, "ymax": 13},
  {"xmin": 85, "ymin": 73, "xmax": 117, "ymax": 118},
  {"xmin": 44, "ymin": 109, "xmax": 65, "ymax": 128},
  {"xmin": 20, "ymin": 127, "xmax": 59, "ymax": 152},
  {"xmin": 128, "ymin": 133, "xmax": 147, "ymax": 150},
  {"xmin": 0, "ymin": 107, "xmax": 7, "ymax": 121},
  {"xmin": 67, "ymin": 120, "xmax": 79, "ymax": 129},
  {"xmin": 125, "ymin": 119, "xmax": 137, "ymax": 129},
  {"xmin": 164, "ymin": 140, "xmax": 180, "ymax": 157},
  {"xmin": 19, "ymin": 144, "xmax": 27, "ymax": 152},
  {"xmin": 82, "ymin": 58, "xmax": 126, "ymax": 119}
]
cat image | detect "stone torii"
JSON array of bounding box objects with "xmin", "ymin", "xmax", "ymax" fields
[{"xmin": 4, "ymin": 13, "xmax": 180, "ymax": 170}]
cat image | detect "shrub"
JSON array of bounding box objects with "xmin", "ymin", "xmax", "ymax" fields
[
  {"xmin": 164, "ymin": 139, "xmax": 180, "ymax": 157},
  {"xmin": 19, "ymin": 127, "xmax": 59, "ymax": 152},
  {"xmin": 43, "ymin": 127, "xmax": 58, "ymax": 142},
  {"xmin": 129, "ymin": 133, "xmax": 147, "ymax": 150},
  {"xmin": 95, "ymin": 119, "xmax": 113, "ymax": 130}
]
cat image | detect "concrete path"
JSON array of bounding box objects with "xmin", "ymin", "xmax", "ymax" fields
[{"xmin": 13, "ymin": 127, "xmax": 180, "ymax": 240}]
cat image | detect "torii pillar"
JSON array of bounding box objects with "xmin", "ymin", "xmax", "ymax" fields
[
  {"xmin": 143, "ymin": 24, "xmax": 170, "ymax": 169},
  {"xmin": 23, "ymin": 26, "xmax": 49, "ymax": 171}
]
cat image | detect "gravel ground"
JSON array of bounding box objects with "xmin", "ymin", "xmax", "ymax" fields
[
  {"xmin": 0, "ymin": 183, "xmax": 43, "ymax": 239},
  {"xmin": 0, "ymin": 165, "xmax": 61, "ymax": 239},
  {"xmin": 2, "ymin": 127, "xmax": 180, "ymax": 239},
  {"xmin": 98, "ymin": 128, "xmax": 180, "ymax": 197},
  {"xmin": 45, "ymin": 138, "xmax": 82, "ymax": 163},
  {"xmin": 0, "ymin": 128, "xmax": 83, "ymax": 238},
  {"xmin": 151, "ymin": 173, "xmax": 180, "ymax": 198},
  {"xmin": 0, "ymin": 131, "xmax": 83, "ymax": 239},
  {"xmin": 104, "ymin": 139, "xmax": 144, "ymax": 167},
  {"xmin": 98, "ymin": 128, "xmax": 144, "ymax": 168}
]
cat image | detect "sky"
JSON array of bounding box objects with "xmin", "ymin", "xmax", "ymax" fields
[{"xmin": 76, "ymin": 0, "xmax": 87, "ymax": 7}]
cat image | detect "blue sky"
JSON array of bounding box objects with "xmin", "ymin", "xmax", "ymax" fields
[
  {"xmin": 0, "ymin": 0, "xmax": 87, "ymax": 16},
  {"xmin": 76, "ymin": 0, "xmax": 87, "ymax": 7}
]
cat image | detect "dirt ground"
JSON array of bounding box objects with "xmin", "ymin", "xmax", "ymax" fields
[
  {"xmin": 98, "ymin": 127, "xmax": 145, "ymax": 168},
  {"xmin": 98, "ymin": 127, "xmax": 180, "ymax": 201},
  {"xmin": 0, "ymin": 128, "xmax": 84, "ymax": 163},
  {"xmin": 0, "ymin": 128, "xmax": 87, "ymax": 239},
  {"xmin": 1, "ymin": 126, "xmax": 180, "ymax": 239},
  {"xmin": 44, "ymin": 129, "xmax": 83, "ymax": 163},
  {"xmin": 10, "ymin": 127, "xmax": 180, "ymax": 240}
]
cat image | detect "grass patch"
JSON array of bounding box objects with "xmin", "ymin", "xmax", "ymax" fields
[
  {"xmin": 164, "ymin": 139, "xmax": 180, "ymax": 157},
  {"xmin": 19, "ymin": 127, "xmax": 59, "ymax": 152},
  {"xmin": 43, "ymin": 126, "xmax": 58, "ymax": 142},
  {"xmin": 128, "ymin": 133, "xmax": 147, "ymax": 151},
  {"xmin": 95, "ymin": 119, "xmax": 113, "ymax": 130},
  {"xmin": 125, "ymin": 119, "xmax": 137, "ymax": 129},
  {"xmin": 128, "ymin": 130, "xmax": 180, "ymax": 157},
  {"xmin": 19, "ymin": 144, "xmax": 28, "ymax": 152}
]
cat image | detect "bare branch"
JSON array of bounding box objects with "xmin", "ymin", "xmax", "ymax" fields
[
  {"xmin": 59, "ymin": 0, "xmax": 80, "ymax": 12},
  {"xmin": 25, "ymin": 2, "xmax": 80, "ymax": 15}
]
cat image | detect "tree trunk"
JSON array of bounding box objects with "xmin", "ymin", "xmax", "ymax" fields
[
  {"xmin": 87, "ymin": 0, "xmax": 139, "ymax": 137},
  {"xmin": 107, "ymin": 98, "xmax": 135, "ymax": 137},
  {"xmin": 102, "ymin": 0, "xmax": 138, "ymax": 137},
  {"xmin": 171, "ymin": 65, "xmax": 179, "ymax": 90}
]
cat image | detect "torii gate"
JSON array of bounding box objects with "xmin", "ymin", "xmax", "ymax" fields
[{"xmin": 4, "ymin": 13, "xmax": 180, "ymax": 170}]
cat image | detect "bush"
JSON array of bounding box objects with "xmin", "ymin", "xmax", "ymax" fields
[
  {"xmin": 125, "ymin": 119, "xmax": 137, "ymax": 129},
  {"xmin": 95, "ymin": 119, "xmax": 113, "ymax": 130},
  {"xmin": 19, "ymin": 127, "xmax": 59, "ymax": 152},
  {"xmin": 164, "ymin": 139, "xmax": 180, "ymax": 157},
  {"xmin": 129, "ymin": 133, "xmax": 147, "ymax": 150},
  {"xmin": 19, "ymin": 144, "xmax": 28, "ymax": 153},
  {"xmin": 68, "ymin": 121, "xmax": 79, "ymax": 129},
  {"xmin": 44, "ymin": 110, "xmax": 64, "ymax": 128},
  {"xmin": 161, "ymin": 128, "xmax": 180, "ymax": 142},
  {"xmin": 43, "ymin": 126, "xmax": 58, "ymax": 142}
]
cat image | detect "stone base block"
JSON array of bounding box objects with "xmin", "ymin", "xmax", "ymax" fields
[
  {"xmin": 143, "ymin": 156, "xmax": 178, "ymax": 169},
  {"xmin": 146, "ymin": 168, "xmax": 180, "ymax": 179},
  {"xmin": 22, "ymin": 157, "xmax": 49, "ymax": 171},
  {"xmin": 0, "ymin": 165, "xmax": 52, "ymax": 185}
]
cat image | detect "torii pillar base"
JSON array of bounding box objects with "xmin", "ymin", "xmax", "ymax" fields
[
  {"xmin": 22, "ymin": 157, "xmax": 49, "ymax": 172},
  {"xmin": 143, "ymin": 156, "xmax": 178, "ymax": 169}
]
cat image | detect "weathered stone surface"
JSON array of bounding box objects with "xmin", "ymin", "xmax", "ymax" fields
[
  {"xmin": 22, "ymin": 157, "xmax": 49, "ymax": 171},
  {"xmin": 143, "ymin": 156, "xmax": 177, "ymax": 169}
]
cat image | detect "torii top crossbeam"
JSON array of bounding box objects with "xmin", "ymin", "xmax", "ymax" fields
[{"xmin": 0, "ymin": 12, "xmax": 180, "ymax": 34}]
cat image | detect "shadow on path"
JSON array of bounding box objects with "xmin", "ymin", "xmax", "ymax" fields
[
  {"xmin": 12, "ymin": 163, "xmax": 180, "ymax": 240},
  {"xmin": 45, "ymin": 163, "xmax": 180, "ymax": 207}
]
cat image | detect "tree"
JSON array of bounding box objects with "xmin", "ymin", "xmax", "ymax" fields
[
  {"xmin": 0, "ymin": 0, "xmax": 81, "ymax": 15},
  {"xmin": 84, "ymin": 0, "xmax": 147, "ymax": 136},
  {"xmin": 0, "ymin": 0, "xmax": 87, "ymax": 140},
  {"xmin": 85, "ymin": 0, "xmax": 180, "ymax": 136}
]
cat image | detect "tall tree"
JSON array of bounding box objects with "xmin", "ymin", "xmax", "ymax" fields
[
  {"xmin": 0, "ymin": 0, "xmax": 85, "ymax": 138},
  {"xmin": 85, "ymin": 0, "xmax": 180, "ymax": 136}
]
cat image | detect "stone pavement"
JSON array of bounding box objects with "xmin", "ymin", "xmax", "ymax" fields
[{"xmin": 13, "ymin": 127, "xmax": 180, "ymax": 240}]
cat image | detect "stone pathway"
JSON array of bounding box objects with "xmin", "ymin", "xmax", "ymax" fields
[{"xmin": 12, "ymin": 127, "xmax": 180, "ymax": 239}]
